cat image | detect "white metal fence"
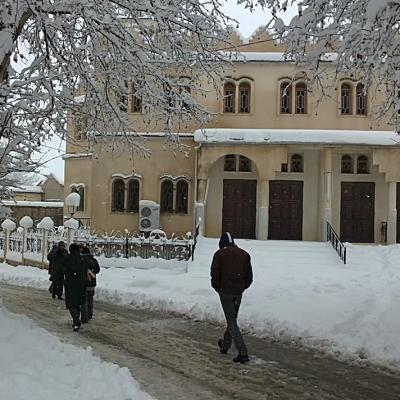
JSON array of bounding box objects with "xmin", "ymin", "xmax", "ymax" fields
[{"xmin": 0, "ymin": 219, "xmax": 198, "ymax": 268}]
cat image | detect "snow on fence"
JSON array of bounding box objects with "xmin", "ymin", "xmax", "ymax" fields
[{"xmin": 0, "ymin": 217, "xmax": 198, "ymax": 268}]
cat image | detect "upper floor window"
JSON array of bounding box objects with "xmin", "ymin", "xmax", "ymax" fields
[
  {"xmin": 224, "ymin": 154, "xmax": 236, "ymax": 171},
  {"xmin": 112, "ymin": 179, "xmax": 125, "ymax": 212},
  {"xmin": 341, "ymin": 155, "xmax": 354, "ymax": 173},
  {"xmin": 223, "ymin": 82, "xmax": 235, "ymax": 113},
  {"xmin": 176, "ymin": 180, "xmax": 189, "ymax": 214},
  {"xmin": 131, "ymin": 83, "xmax": 142, "ymax": 113},
  {"xmin": 119, "ymin": 81, "xmax": 128, "ymax": 112},
  {"xmin": 239, "ymin": 82, "xmax": 251, "ymax": 113},
  {"xmin": 290, "ymin": 154, "xmax": 303, "ymax": 172},
  {"xmin": 295, "ymin": 83, "xmax": 307, "ymax": 114},
  {"xmin": 160, "ymin": 179, "xmax": 174, "ymax": 213},
  {"xmin": 127, "ymin": 179, "xmax": 140, "ymax": 212},
  {"xmin": 280, "ymin": 82, "xmax": 292, "ymax": 114},
  {"xmin": 71, "ymin": 185, "xmax": 85, "ymax": 211},
  {"xmin": 356, "ymin": 84, "xmax": 367, "ymax": 115},
  {"xmin": 239, "ymin": 155, "xmax": 252, "ymax": 172},
  {"xmin": 357, "ymin": 155, "xmax": 369, "ymax": 174},
  {"xmin": 341, "ymin": 83, "xmax": 352, "ymax": 114}
]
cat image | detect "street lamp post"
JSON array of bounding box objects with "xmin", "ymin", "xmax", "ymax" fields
[{"xmin": 64, "ymin": 192, "xmax": 81, "ymax": 246}]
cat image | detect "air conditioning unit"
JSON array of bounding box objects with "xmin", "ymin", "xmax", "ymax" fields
[{"xmin": 139, "ymin": 200, "xmax": 160, "ymax": 231}]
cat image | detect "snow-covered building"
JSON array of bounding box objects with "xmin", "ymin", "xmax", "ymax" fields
[
  {"xmin": 64, "ymin": 30, "xmax": 400, "ymax": 244},
  {"xmin": 6, "ymin": 174, "xmax": 64, "ymax": 225}
]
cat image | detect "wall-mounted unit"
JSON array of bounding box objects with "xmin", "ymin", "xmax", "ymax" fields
[{"xmin": 139, "ymin": 200, "xmax": 160, "ymax": 231}]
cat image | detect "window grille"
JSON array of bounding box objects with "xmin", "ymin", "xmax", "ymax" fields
[
  {"xmin": 223, "ymin": 83, "xmax": 235, "ymax": 113},
  {"xmin": 224, "ymin": 155, "xmax": 236, "ymax": 171},
  {"xmin": 239, "ymin": 156, "xmax": 252, "ymax": 172},
  {"xmin": 239, "ymin": 83, "xmax": 250, "ymax": 113},
  {"xmin": 112, "ymin": 179, "xmax": 125, "ymax": 211},
  {"xmin": 295, "ymin": 83, "xmax": 307, "ymax": 114},
  {"xmin": 176, "ymin": 180, "xmax": 188, "ymax": 214},
  {"xmin": 341, "ymin": 84, "xmax": 351, "ymax": 114},
  {"xmin": 160, "ymin": 180, "xmax": 174, "ymax": 212},
  {"xmin": 127, "ymin": 180, "xmax": 140, "ymax": 212},
  {"xmin": 291, "ymin": 154, "xmax": 303, "ymax": 172},
  {"xmin": 357, "ymin": 155, "xmax": 369, "ymax": 174},
  {"xmin": 341, "ymin": 155, "xmax": 354, "ymax": 173},
  {"xmin": 356, "ymin": 84, "xmax": 366, "ymax": 115},
  {"xmin": 280, "ymin": 82, "xmax": 292, "ymax": 114}
]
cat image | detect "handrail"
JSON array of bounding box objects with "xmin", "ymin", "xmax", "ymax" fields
[{"xmin": 326, "ymin": 222, "xmax": 347, "ymax": 264}]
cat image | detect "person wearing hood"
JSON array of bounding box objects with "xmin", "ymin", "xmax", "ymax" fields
[{"xmin": 210, "ymin": 232, "xmax": 253, "ymax": 364}]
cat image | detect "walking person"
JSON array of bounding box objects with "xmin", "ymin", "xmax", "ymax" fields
[
  {"xmin": 47, "ymin": 241, "xmax": 67, "ymax": 299},
  {"xmin": 63, "ymin": 243, "xmax": 88, "ymax": 331},
  {"xmin": 80, "ymin": 246, "xmax": 100, "ymax": 323},
  {"xmin": 210, "ymin": 232, "xmax": 253, "ymax": 364}
]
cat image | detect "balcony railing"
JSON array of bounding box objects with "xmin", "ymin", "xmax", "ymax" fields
[{"xmin": 326, "ymin": 221, "xmax": 346, "ymax": 264}]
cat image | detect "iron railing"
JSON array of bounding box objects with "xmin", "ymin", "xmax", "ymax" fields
[{"xmin": 326, "ymin": 222, "xmax": 346, "ymax": 264}]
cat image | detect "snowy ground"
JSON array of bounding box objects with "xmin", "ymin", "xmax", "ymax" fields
[
  {"xmin": 0, "ymin": 305, "xmax": 153, "ymax": 400},
  {"xmin": 1, "ymin": 236, "xmax": 400, "ymax": 369}
]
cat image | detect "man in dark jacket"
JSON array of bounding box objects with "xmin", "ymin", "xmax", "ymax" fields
[
  {"xmin": 63, "ymin": 243, "xmax": 88, "ymax": 331},
  {"xmin": 47, "ymin": 241, "xmax": 67, "ymax": 299},
  {"xmin": 210, "ymin": 232, "xmax": 253, "ymax": 364},
  {"xmin": 80, "ymin": 246, "xmax": 100, "ymax": 323}
]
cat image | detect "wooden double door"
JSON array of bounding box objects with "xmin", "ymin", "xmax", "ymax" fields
[
  {"xmin": 340, "ymin": 182, "xmax": 375, "ymax": 243},
  {"xmin": 268, "ymin": 180, "xmax": 303, "ymax": 240},
  {"xmin": 222, "ymin": 179, "xmax": 256, "ymax": 239}
]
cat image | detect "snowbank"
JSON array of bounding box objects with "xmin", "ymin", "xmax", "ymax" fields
[
  {"xmin": 0, "ymin": 307, "xmax": 152, "ymax": 400},
  {"xmin": 1, "ymin": 237, "xmax": 400, "ymax": 368}
]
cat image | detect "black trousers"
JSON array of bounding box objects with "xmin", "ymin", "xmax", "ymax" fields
[
  {"xmin": 81, "ymin": 289, "xmax": 95, "ymax": 322},
  {"xmin": 68, "ymin": 306, "xmax": 82, "ymax": 327},
  {"xmin": 51, "ymin": 278, "xmax": 64, "ymax": 298}
]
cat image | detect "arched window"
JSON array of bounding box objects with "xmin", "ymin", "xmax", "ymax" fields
[
  {"xmin": 357, "ymin": 155, "xmax": 369, "ymax": 174},
  {"xmin": 295, "ymin": 82, "xmax": 307, "ymax": 114},
  {"xmin": 176, "ymin": 180, "xmax": 189, "ymax": 214},
  {"xmin": 239, "ymin": 82, "xmax": 251, "ymax": 113},
  {"xmin": 341, "ymin": 155, "xmax": 354, "ymax": 173},
  {"xmin": 280, "ymin": 82, "xmax": 292, "ymax": 114},
  {"xmin": 341, "ymin": 83, "xmax": 352, "ymax": 114},
  {"xmin": 127, "ymin": 179, "xmax": 140, "ymax": 212},
  {"xmin": 223, "ymin": 82, "xmax": 235, "ymax": 113},
  {"xmin": 112, "ymin": 179, "xmax": 125, "ymax": 212},
  {"xmin": 71, "ymin": 185, "xmax": 85, "ymax": 211},
  {"xmin": 291, "ymin": 154, "xmax": 303, "ymax": 172},
  {"xmin": 356, "ymin": 84, "xmax": 366, "ymax": 115},
  {"xmin": 131, "ymin": 83, "xmax": 142, "ymax": 113},
  {"xmin": 160, "ymin": 180, "xmax": 174, "ymax": 212},
  {"xmin": 224, "ymin": 154, "xmax": 236, "ymax": 171},
  {"xmin": 239, "ymin": 155, "xmax": 252, "ymax": 172}
]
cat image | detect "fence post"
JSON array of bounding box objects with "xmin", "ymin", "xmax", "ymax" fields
[
  {"xmin": 1, "ymin": 219, "xmax": 16, "ymax": 264},
  {"xmin": 124, "ymin": 234, "xmax": 129, "ymax": 258},
  {"xmin": 19, "ymin": 216, "xmax": 33, "ymax": 266},
  {"xmin": 3, "ymin": 229, "xmax": 8, "ymax": 263}
]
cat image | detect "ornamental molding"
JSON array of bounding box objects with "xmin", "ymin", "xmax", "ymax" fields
[{"xmin": 159, "ymin": 174, "xmax": 191, "ymax": 181}]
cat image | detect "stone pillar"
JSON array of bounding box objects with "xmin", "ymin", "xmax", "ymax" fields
[
  {"xmin": 387, "ymin": 181, "xmax": 397, "ymax": 244},
  {"xmin": 257, "ymin": 179, "xmax": 269, "ymax": 240},
  {"xmin": 321, "ymin": 149, "xmax": 333, "ymax": 240}
]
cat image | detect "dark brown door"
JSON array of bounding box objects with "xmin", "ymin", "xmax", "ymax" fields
[
  {"xmin": 340, "ymin": 182, "xmax": 375, "ymax": 243},
  {"xmin": 222, "ymin": 180, "xmax": 256, "ymax": 239},
  {"xmin": 268, "ymin": 180, "xmax": 303, "ymax": 240}
]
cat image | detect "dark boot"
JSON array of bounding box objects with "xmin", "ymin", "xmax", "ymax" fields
[
  {"xmin": 233, "ymin": 354, "xmax": 250, "ymax": 364},
  {"xmin": 218, "ymin": 339, "xmax": 228, "ymax": 354}
]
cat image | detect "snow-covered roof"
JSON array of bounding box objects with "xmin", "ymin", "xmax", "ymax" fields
[
  {"xmin": 223, "ymin": 52, "xmax": 337, "ymax": 63},
  {"xmin": 2, "ymin": 201, "xmax": 63, "ymax": 208},
  {"xmin": 194, "ymin": 128, "xmax": 400, "ymax": 147},
  {"xmin": 12, "ymin": 186, "xmax": 43, "ymax": 193}
]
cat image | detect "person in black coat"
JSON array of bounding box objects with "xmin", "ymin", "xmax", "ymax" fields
[
  {"xmin": 80, "ymin": 246, "xmax": 100, "ymax": 323},
  {"xmin": 47, "ymin": 241, "xmax": 67, "ymax": 299},
  {"xmin": 63, "ymin": 243, "xmax": 88, "ymax": 331}
]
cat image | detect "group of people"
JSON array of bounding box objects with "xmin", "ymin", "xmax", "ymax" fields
[
  {"xmin": 48, "ymin": 241, "xmax": 100, "ymax": 331},
  {"xmin": 48, "ymin": 231, "xmax": 252, "ymax": 362}
]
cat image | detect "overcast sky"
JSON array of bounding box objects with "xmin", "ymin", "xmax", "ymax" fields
[{"xmin": 41, "ymin": 1, "xmax": 295, "ymax": 183}]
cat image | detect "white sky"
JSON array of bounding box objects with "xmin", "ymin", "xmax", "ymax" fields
[{"xmin": 41, "ymin": 1, "xmax": 296, "ymax": 184}]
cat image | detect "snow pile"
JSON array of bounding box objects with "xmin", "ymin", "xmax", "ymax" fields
[
  {"xmin": 0, "ymin": 307, "xmax": 153, "ymax": 400},
  {"xmin": 64, "ymin": 218, "xmax": 79, "ymax": 230},
  {"xmin": 19, "ymin": 216, "xmax": 33, "ymax": 229},
  {"xmin": 1, "ymin": 237, "xmax": 400, "ymax": 367},
  {"xmin": 37, "ymin": 217, "xmax": 54, "ymax": 230}
]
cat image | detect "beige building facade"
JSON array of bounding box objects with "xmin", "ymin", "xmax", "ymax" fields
[{"xmin": 64, "ymin": 31, "xmax": 400, "ymax": 243}]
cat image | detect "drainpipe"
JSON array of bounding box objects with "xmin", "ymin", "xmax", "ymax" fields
[{"xmin": 193, "ymin": 143, "xmax": 201, "ymax": 236}]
